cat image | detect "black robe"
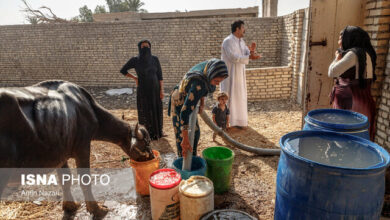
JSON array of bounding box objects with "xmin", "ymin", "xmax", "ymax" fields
[{"xmin": 120, "ymin": 55, "xmax": 163, "ymax": 140}]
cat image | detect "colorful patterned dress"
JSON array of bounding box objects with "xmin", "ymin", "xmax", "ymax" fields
[
  {"xmin": 171, "ymin": 79, "xmax": 208, "ymax": 157},
  {"xmin": 169, "ymin": 58, "xmax": 228, "ymax": 157}
]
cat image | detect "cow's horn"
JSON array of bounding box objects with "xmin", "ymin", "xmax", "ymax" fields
[{"xmin": 135, "ymin": 123, "xmax": 144, "ymax": 140}]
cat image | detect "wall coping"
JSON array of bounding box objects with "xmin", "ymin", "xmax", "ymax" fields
[
  {"xmin": 140, "ymin": 7, "xmax": 259, "ymax": 20},
  {"xmin": 0, "ymin": 16, "xmax": 281, "ymax": 28},
  {"xmin": 0, "ymin": 8, "xmax": 311, "ymax": 28}
]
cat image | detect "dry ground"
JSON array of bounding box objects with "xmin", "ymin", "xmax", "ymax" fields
[{"xmin": 0, "ymin": 100, "xmax": 302, "ymax": 220}]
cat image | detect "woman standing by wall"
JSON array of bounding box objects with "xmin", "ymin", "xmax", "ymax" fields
[
  {"xmin": 121, "ymin": 40, "xmax": 164, "ymax": 140},
  {"xmin": 328, "ymin": 26, "xmax": 377, "ymax": 140}
]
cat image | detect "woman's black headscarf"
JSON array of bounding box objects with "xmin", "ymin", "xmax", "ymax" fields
[
  {"xmin": 137, "ymin": 39, "xmax": 152, "ymax": 64},
  {"xmin": 179, "ymin": 58, "xmax": 228, "ymax": 94},
  {"xmin": 339, "ymin": 26, "xmax": 377, "ymax": 88}
]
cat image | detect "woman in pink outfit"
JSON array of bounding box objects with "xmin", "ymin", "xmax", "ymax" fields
[{"xmin": 328, "ymin": 26, "xmax": 377, "ymax": 141}]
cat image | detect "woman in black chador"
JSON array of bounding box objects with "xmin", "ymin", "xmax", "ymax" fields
[{"xmin": 120, "ymin": 40, "xmax": 164, "ymax": 140}]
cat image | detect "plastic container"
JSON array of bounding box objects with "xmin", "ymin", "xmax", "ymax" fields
[
  {"xmin": 179, "ymin": 176, "xmax": 214, "ymax": 220},
  {"xmin": 202, "ymin": 146, "xmax": 234, "ymax": 194},
  {"xmin": 172, "ymin": 156, "xmax": 206, "ymax": 180},
  {"xmin": 200, "ymin": 209, "xmax": 257, "ymax": 220},
  {"xmin": 275, "ymin": 130, "xmax": 390, "ymax": 219},
  {"xmin": 149, "ymin": 168, "xmax": 181, "ymax": 220},
  {"xmin": 303, "ymin": 108, "xmax": 370, "ymax": 139},
  {"xmin": 129, "ymin": 150, "xmax": 160, "ymax": 195}
]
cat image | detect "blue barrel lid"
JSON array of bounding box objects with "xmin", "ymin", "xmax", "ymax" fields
[
  {"xmin": 280, "ymin": 130, "xmax": 389, "ymax": 170},
  {"xmin": 305, "ymin": 109, "xmax": 369, "ymax": 131}
]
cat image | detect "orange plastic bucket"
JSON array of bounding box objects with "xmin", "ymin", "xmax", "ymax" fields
[{"xmin": 130, "ymin": 150, "xmax": 160, "ymax": 195}]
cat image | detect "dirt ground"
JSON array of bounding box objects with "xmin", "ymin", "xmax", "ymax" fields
[{"xmin": 0, "ymin": 100, "xmax": 302, "ymax": 220}]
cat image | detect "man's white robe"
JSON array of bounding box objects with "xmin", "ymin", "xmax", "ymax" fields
[{"xmin": 220, "ymin": 33, "xmax": 250, "ymax": 127}]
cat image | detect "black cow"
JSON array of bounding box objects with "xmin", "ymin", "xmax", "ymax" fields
[{"xmin": 0, "ymin": 80, "xmax": 154, "ymax": 219}]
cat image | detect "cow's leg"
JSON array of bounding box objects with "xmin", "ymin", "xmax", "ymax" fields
[
  {"xmin": 0, "ymin": 169, "xmax": 10, "ymax": 198},
  {"xmin": 57, "ymin": 162, "xmax": 80, "ymax": 215},
  {"xmin": 75, "ymin": 146, "xmax": 108, "ymax": 219}
]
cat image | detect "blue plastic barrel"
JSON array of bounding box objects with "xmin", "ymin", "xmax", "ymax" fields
[
  {"xmin": 303, "ymin": 109, "xmax": 370, "ymax": 140},
  {"xmin": 172, "ymin": 156, "xmax": 206, "ymax": 180},
  {"xmin": 275, "ymin": 130, "xmax": 390, "ymax": 219}
]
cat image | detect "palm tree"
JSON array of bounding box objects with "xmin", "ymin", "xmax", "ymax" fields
[
  {"xmin": 106, "ymin": 0, "xmax": 148, "ymax": 13},
  {"xmin": 125, "ymin": 0, "xmax": 147, "ymax": 12}
]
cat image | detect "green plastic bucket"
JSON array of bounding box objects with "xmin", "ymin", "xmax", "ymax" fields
[{"xmin": 202, "ymin": 146, "xmax": 234, "ymax": 194}]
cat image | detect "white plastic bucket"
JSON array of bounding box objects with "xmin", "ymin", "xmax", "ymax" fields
[
  {"xmin": 149, "ymin": 168, "xmax": 181, "ymax": 220},
  {"xmin": 179, "ymin": 175, "xmax": 214, "ymax": 220}
]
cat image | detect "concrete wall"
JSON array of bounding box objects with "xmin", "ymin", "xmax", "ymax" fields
[
  {"xmin": 297, "ymin": 8, "xmax": 309, "ymax": 105},
  {"xmin": 262, "ymin": 0, "xmax": 278, "ymax": 17}
]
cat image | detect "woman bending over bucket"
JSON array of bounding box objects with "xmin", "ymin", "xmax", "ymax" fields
[{"xmin": 169, "ymin": 59, "xmax": 228, "ymax": 157}]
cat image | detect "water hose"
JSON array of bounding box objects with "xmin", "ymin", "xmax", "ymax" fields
[
  {"xmin": 182, "ymin": 105, "xmax": 199, "ymax": 171},
  {"xmin": 199, "ymin": 111, "xmax": 280, "ymax": 156}
]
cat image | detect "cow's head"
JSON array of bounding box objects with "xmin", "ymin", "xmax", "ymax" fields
[{"xmin": 128, "ymin": 123, "xmax": 155, "ymax": 162}]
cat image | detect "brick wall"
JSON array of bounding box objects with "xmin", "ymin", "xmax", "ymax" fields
[
  {"xmin": 364, "ymin": 0, "xmax": 390, "ymax": 101},
  {"xmin": 0, "ymin": 10, "xmax": 304, "ymax": 101},
  {"xmin": 288, "ymin": 10, "xmax": 305, "ymax": 102},
  {"xmin": 246, "ymin": 66, "xmax": 292, "ymax": 101},
  {"xmin": 280, "ymin": 13, "xmax": 294, "ymax": 66},
  {"xmin": 376, "ymin": 42, "xmax": 390, "ymax": 149},
  {"xmin": 364, "ymin": 0, "xmax": 390, "ymax": 148},
  {"xmin": 279, "ymin": 9, "xmax": 306, "ymax": 102},
  {"xmin": 0, "ymin": 17, "xmax": 282, "ymax": 89}
]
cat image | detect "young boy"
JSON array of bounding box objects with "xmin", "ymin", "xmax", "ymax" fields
[{"xmin": 212, "ymin": 92, "xmax": 230, "ymax": 141}]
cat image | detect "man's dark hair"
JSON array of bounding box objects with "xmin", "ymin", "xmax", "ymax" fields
[{"xmin": 231, "ymin": 20, "xmax": 245, "ymax": 33}]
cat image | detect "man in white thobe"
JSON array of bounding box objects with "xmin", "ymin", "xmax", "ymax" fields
[{"xmin": 220, "ymin": 20, "xmax": 260, "ymax": 128}]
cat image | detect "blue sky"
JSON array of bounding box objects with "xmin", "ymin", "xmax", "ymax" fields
[{"xmin": 0, "ymin": 0, "xmax": 309, "ymax": 25}]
